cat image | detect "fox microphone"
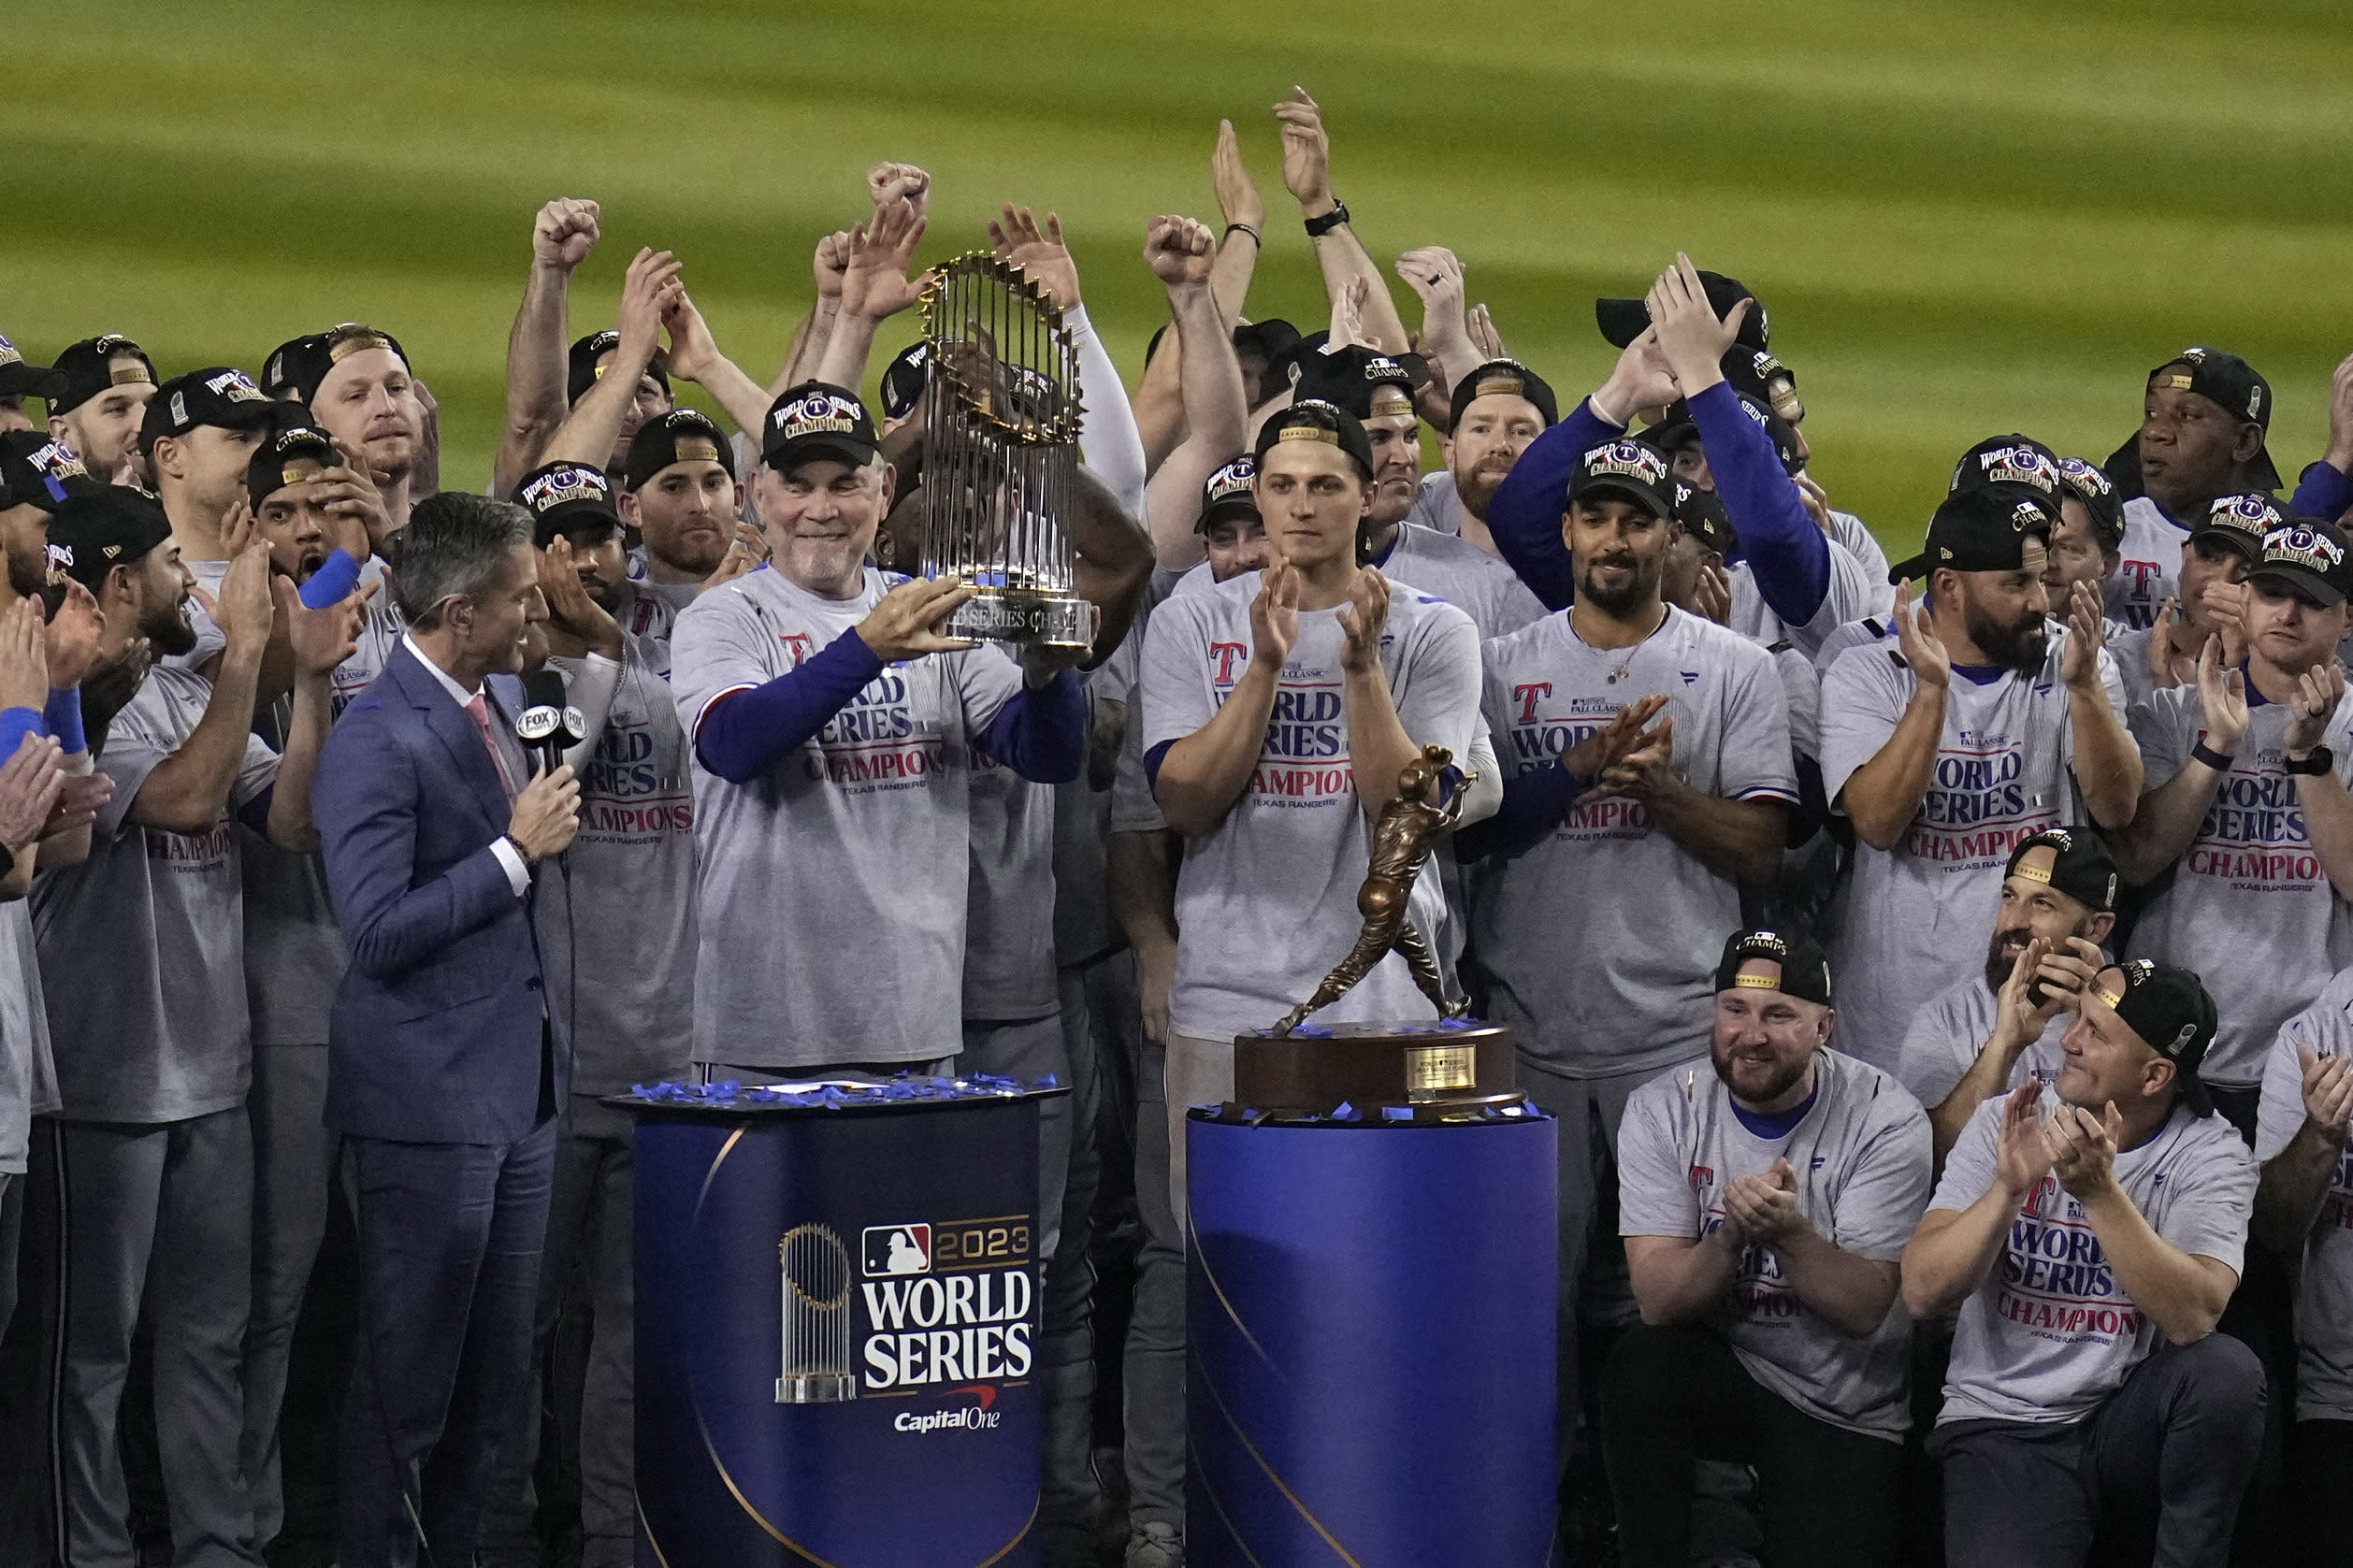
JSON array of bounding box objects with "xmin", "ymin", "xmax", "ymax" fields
[{"xmin": 516, "ymin": 669, "xmax": 583, "ymax": 774}]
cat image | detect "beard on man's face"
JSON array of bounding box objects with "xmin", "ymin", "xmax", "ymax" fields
[
  {"xmin": 1962, "ymin": 593, "xmax": 2047, "ymax": 673},
  {"xmin": 1578, "ymin": 552, "xmax": 1659, "ymax": 616},
  {"xmin": 6, "ymin": 547, "xmax": 44, "ymax": 601},
  {"xmin": 140, "ymin": 595, "xmax": 196, "ymax": 656}
]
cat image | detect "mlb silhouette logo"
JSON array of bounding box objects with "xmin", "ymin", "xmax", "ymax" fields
[{"xmin": 862, "ymin": 1223, "xmax": 932, "ymax": 1277}]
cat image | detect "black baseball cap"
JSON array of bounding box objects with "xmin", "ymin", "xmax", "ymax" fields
[
  {"xmin": 300, "ymin": 324, "xmax": 411, "ymax": 405},
  {"xmin": 1713, "ymin": 928, "xmax": 1832, "ymax": 1008},
  {"xmin": 762, "ymin": 381, "xmax": 880, "ymax": 472},
  {"xmin": 0, "ymin": 432, "xmax": 98, "ymax": 515},
  {"xmin": 0, "ymin": 335, "xmax": 65, "ymax": 403},
  {"xmin": 567, "ymin": 330, "xmax": 670, "ymax": 407},
  {"xmin": 1290, "ymin": 345, "xmax": 1427, "ymax": 422},
  {"xmin": 625, "ymin": 409, "xmax": 738, "ymax": 492},
  {"xmin": 1645, "ymin": 392, "xmax": 1802, "ymax": 478},
  {"xmin": 2095, "ymin": 959, "xmax": 2217, "ymax": 1116},
  {"xmin": 1448, "ymin": 359, "xmax": 1557, "ymax": 433},
  {"xmin": 879, "ymin": 340, "xmax": 930, "ymax": 422},
  {"xmin": 515, "ymin": 461, "xmax": 623, "ymax": 546},
  {"xmin": 246, "ymin": 423, "xmax": 339, "ymax": 512},
  {"xmin": 1725, "ymin": 347, "xmax": 1802, "ymax": 425},
  {"xmin": 2248, "ymin": 519, "xmax": 2353, "ymax": 608},
  {"xmin": 1596, "ymin": 270, "xmax": 1768, "ymax": 353},
  {"xmin": 2005, "ymin": 827, "xmax": 2119, "ymax": 915},
  {"xmin": 2150, "ymin": 348, "xmax": 2279, "ymax": 491},
  {"xmin": 262, "ymin": 334, "xmax": 326, "ymax": 400},
  {"xmin": 1253, "ymin": 398, "xmax": 1375, "ymax": 483},
  {"xmin": 1949, "ymin": 434, "xmax": 2064, "ymax": 500},
  {"xmin": 1889, "ymin": 485, "xmax": 2057, "ymax": 584},
  {"xmin": 50, "ymin": 336, "xmax": 158, "ymax": 415},
  {"xmin": 141, "ymin": 367, "xmax": 280, "ymax": 452},
  {"xmin": 1198, "ymin": 454, "xmax": 1259, "ymax": 533},
  {"xmin": 2055, "ymin": 455, "xmax": 2126, "ymax": 548},
  {"xmin": 2191, "ymin": 492, "xmax": 2284, "ymax": 564},
  {"xmin": 1566, "ymin": 436, "xmax": 1676, "ymax": 519},
  {"xmin": 44, "ymin": 487, "xmax": 174, "ymax": 592},
  {"xmin": 1232, "ymin": 318, "xmax": 1304, "ymax": 367},
  {"xmin": 1669, "ymin": 478, "xmax": 1736, "ymax": 556}
]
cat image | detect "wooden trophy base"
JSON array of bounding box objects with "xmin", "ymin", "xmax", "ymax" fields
[{"xmin": 1232, "ymin": 1019, "xmax": 1519, "ymax": 1118}]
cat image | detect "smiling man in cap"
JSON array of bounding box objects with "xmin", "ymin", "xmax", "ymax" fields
[
  {"xmin": 1608, "ymin": 928, "xmax": 1928, "ymax": 1568},
  {"xmin": 1904, "ymin": 959, "xmax": 2262, "ymax": 1567},
  {"xmin": 47, "ymin": 334, "xmax": 159, "ymax": 487},
  {"xmin": 1821, "ymin": 479, "xmax": 2139, "ymax": 1077}
]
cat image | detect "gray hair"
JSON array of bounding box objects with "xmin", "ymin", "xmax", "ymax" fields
[{"xmin": 390, "ymin": 493, "xmax": 533, "ymax": 629}]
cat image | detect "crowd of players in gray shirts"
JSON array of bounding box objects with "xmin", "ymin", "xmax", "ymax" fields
[{"xmin": 2, "ymin": 92, "xmax": 2353, "ymax": 1568}]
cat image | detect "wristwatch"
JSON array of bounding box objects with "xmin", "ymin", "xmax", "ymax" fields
[
  {"xmin": 1304, "ymin": 199, "xmax": 1350, "ymax": 238},
  {"xmin": 2287, "ymin": 746, "xmax": 2334, "ymax": 777}
]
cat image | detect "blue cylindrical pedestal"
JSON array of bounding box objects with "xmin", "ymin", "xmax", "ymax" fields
[
  {"xmin": 1187, "ymin": 1114, "xmax": 1558, "ymax": 1566},
  {"xmin": 628, "ymin": 1085, "xmax": 1057, "ymax": 1567}
]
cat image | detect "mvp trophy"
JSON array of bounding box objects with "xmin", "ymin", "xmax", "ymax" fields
[{"xmin": 918, "ymin": 252, "xmax": 1098, "ymax": 651}]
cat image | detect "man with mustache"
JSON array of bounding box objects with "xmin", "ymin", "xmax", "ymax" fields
[
  {"xmin": 1898, "ymin": 827, "xmax": 2120, "ymax": 1169},
  {"xmin": 1821, "ymin": 482, "xmax": 2140, "ymax": 1075},
  {"xmin": 1608, "ymin": 929, "xmax": 1929, "ymax": 1568}
]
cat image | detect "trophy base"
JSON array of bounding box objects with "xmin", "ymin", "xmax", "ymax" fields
[
  {"xmin": 948, "ymin": 589, "xmax": 1097, "ymax": 651},
  {"xmin": 1232, "ymin": 1020, "xmax": 1518, "ymax": 1117},
  {"xmin": 775, "ymin": 1373, "xmax": 857, "ymax": 1404}
]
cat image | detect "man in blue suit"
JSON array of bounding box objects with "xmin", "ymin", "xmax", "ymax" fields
[{"xmin": 311, "ymin": 492, "xmax": 581, "ymax": 1568}]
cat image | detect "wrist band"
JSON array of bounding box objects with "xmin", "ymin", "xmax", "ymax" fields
[
  {"xmin": 44, "ymin": 687, "xmax": 84, "ymax": 755},
  {"xmin": 2190, "ymin": 738, "xmax": 2235, "ymax": 772},
  {"xmin": 1223, "ymin": 223, "xmax": 1261, "ymax": 249},
  {"xmin": 0, "ymin": 707, "xmax": 42, "ymax": 765},
  {"xmin": 1303, "ymin": 199, "xmax": 1350, "ymax": 239},
  {"xmin": 1586, "ymin": 391, "xmax": 1629, "ymax": 431}
]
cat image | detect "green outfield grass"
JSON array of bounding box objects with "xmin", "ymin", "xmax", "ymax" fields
[{"xmin": 13, "ymin": 0, "xmax": 2353, "ymax": 557}]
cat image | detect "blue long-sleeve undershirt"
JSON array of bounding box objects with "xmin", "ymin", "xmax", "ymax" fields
[
  {"xmin": 1686, "ymin": 381, "xmax": 1828, "ymax": 627},
  {"xmin": 2294, "ymin": 461, "xmax": 2352, "ymax": 525},
  {"xmin": 696, "ymin": 628, "xmax": 1085, "ymax": 785},
  {"xmin": 1452, "ymin": 759, "xmax": 1588, "ymax": 860}
]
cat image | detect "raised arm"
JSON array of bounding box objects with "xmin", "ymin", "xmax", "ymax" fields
[
  {"xmin": 1142, "ymin": 216, "xmax": 1248, "ymax": 571},
  {"xmin": 1276, "ymin": 87, "xmax": 1409, "ymax": 356},
  {"xmin": 2283, "ymin": 662, "xmax": 2353, "ymax": 899},
  {"xmin": 658, "ymin": 287, "xmax": 774, "ymax": 439},
  {"xmin": 1208, "ymin": 119, "xmax": 1263, "ymax": 327},
  {"xmin": 538, "ymin": 248, "xmax": 682, "ymax": 470},
  {"xmin": 989, "ymin": 205, "xmax": 1149, "ymax": 514},
  {"xmin": 1396, "ymin": 248, "xmax": 1478, "ymax": 401},
  {"xmin": 1067, "ymin": 467, "xmax": 1154, "ymax": 670},
  {"xmin": 814, "ymin": 195, "xmax": 931, "ymax": 396},
  {"xmin": 774, "ymin": 230, "xmax": 849, "ymax": 396},
  {"xmin": 494, "ymin": 198, "xmax": 601, "ymax": 498}
]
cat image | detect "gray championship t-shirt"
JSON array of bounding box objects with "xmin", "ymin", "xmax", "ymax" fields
[
  {"xmin": 34, "ymin": 664, "xmax": 278, "ymax": 1123},
  {"xmin": 1894, "ymin": 971, "xmax": 2070, "ymax": 1115},
  {"xmin": 1819, "ymin": 635, "xmax": 2128, "ymax": 1076},
  {"xmin": 2127, "ymin": 683, "xmax": 2353, "ymax": 1087},
  {"xmin": 2256, "ymin": 973, "xmax": 2353, "ymax": 1421},
  {"xmin": 1379, "ymin": 522, "xmax": 1549, "ymax": 641},
  {"xmin": 1140, "ymin": 568, "xmax": 1480, "ymax": 1040},
  {"xmin": 1619, "ymin": 1048, "xmax": 1930, "ymax": 1438},
  {"xmin": 0, "ymin": 903, "xmax": 56, "ymax": 1174},
  {"xmin": 1826, "ymin": 510, "xmax": 1896, "ymax": 620},
  {"xmin": 556, "ymin": 579, "xmax": 700, "ymax": 1093},
  {"xmin": 2108, "ymin": 496, "xmax": 2185, "ymax": 631},
  {"xmin": 1475, "ymin": 607, "xmax": 1797, "ymax": 1078},
  {"xmin": 1932, "ymin": 1094, "xmax": 2253, "ymax": 1426},
  {"xmin": 671, "ymin": 566, "xmax": 1020, "ymax": 1069}
]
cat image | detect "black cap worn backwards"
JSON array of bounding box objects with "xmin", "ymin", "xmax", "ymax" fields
[
  {"xmin": 1596, "ymin": 270, "xmax": 1769, "ymax": 353},
  {"xmin": 44, "ymin": 487, "xmax": 174, "ymax": 593},
  {"xmin": 762, "ymin": 381, "xmax": 880, "ymax": 472},
  {"xmin": 0, "ymin": 432, "xmax": 99, "ymax": 515},
  {"xmin": 2249, "ymin": 519, "xmax": 2353, "ymax": 609},
  {"xmin": 1448, "ymin": 359, "xmax": 1557, "ymax": 434},
  {"xmin": 1253, "ymin": 398, "xmax": 1376, "ymax": 483},
  {"xmin": 2191, "ymin": 492, "xmax": 2285, "ymax": 564},
  {"xmin": 262, "ymin": 334, "xmax": 327, "ymax": 400},
  {"xmin": 141, "ymin": 367, "xmax": 280, "ymax": 452},
  {"xmin": 1566, "ymin": 436, "xmax": 1676, "ymax": 519},
  {"xmin": 1199, "ymin": 454, "xmax": 1259, "ymax": 533},
  {"xmin": 0, "ymin": 334, "xmax": 65, "ymax": 403},
  {"xmin": 515, "ymin": 461, "xmax": 623, "ymax": 547},
  {"xmin": 879, "ymin": 340, "xmax": 931, "ymax": 423},
  {"xmin": 1888, "ymin": 485, "xmax": 2057, "ymax": 584},
  {"xmin": 567, "ymin": 330, "xmax": 669, "ymax": 408},
  {"xmin": 298, "ymin": 324, "xmax": 411, "ymax": 404},
  {"xmin": 1949, "ymin": 434, "xmax": 2064, "ymax": 501},
  {"xmin": 2151, "ymin": 347, "xmax": 2279, "ymax": 491},
  {"xmin": 1713, "ymin": 928, "xmax": 1832, "ymax": 1008},
  {"xmin": 51, "ymin": 335, "xmax": 158, "ymax": 415},
  {"xmin": 246, "ymin": 423, "xmax": 339, "ymax": 512},
  {"xmin": 2005, "ymin": 826, "xmax": 2120, "ymax": 915},
  {"xmin": 1289, "ymin": 345, "xmax": 1427, "ymax": 423},
  {"xmin": 1725, "ymin": 346, "xmax": 1802, "ymax": 425},
  {"xmin": 2096, "ymin": 959, "xmax": 2217, "ymax": 1117},
  {"xmin": 1669, "ymin": 478, "xmax": 1737, "ymax": 556},
  {"xmin": 2056, "ymin": 455, "xmax": 2127, "ymax": 549},
  {"xmin": 625, "ymin": 409, "xmax": 737, "ymax": 492}
]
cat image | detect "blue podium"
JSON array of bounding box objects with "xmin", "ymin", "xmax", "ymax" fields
[
  {"xmin": 1187, "ymin": 1106, "xmax": 1559, "ymax": 1566},
  {"xmin": 620, "ymin": 1076, "xmax": 1063, "ymax": 1568}
]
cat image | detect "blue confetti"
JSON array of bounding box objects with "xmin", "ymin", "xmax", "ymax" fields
[{"xmin": 1381, "ymin": 1106, "xmax": 1414, "ymax": 1123}]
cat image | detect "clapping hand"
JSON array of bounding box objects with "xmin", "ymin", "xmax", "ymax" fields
[
  {"xmin": 1644, "ymin": 253, "xmax": 1751, "ymax": 395},
  {"xmin": 1892, "ymin": 581, "xmax": 1952, "ymax": 690},
  {"xmin": 2296, "ymin": 1043, "xmax": 2353, "ymax": 1140},
  {"xmin": 2058, "ymin": 580, "xmax": 2108, "ymax": 693},
  {"xmin": 841, "ymin": 198, "xmax": 933, "ymax": 323},
  {"xmin": 1335, "ymin": 568, "xmax": 1390, "ymax": 674}
]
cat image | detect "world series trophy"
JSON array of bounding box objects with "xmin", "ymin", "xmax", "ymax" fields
[
  {"xmin": 1236, "ymin": 746, "xmax": 1521, "ymax": 1117},
  {"xmin": 917, "ymin": 252, "xmax": 1098, "ymax": 651}
]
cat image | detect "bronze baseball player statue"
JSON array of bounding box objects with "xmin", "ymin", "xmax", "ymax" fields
[{"xmin": 1271, "ymin": 744, "xmax": 1475, "ymax": 1036}]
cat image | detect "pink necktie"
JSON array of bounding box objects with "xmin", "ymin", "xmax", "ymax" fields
[{"xmin": 466, "ymin": 691, "xmax": 518, "ymax": 800}]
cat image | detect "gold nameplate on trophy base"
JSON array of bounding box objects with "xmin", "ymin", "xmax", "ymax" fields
[{"xmin": 1406, "ymin": 1044, "xmax": 1478, "ymax": 1100}]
